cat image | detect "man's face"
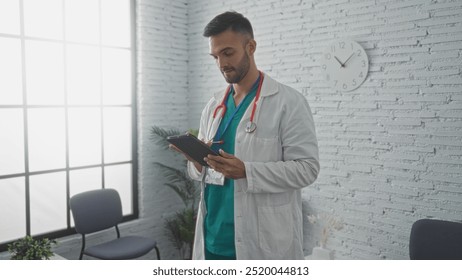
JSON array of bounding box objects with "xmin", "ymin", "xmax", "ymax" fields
[{"xmin": 209, "ymin": 29, "xmax": 252, "ymax": 84}]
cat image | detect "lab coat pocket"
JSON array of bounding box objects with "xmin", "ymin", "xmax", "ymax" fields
[
  {"xmin": 249, "ymin": 136, "xmax": 280, "ymax": 162},
  {"xmin": 257, "ymin": 203, "xmax": 293, "ymax": 256}
]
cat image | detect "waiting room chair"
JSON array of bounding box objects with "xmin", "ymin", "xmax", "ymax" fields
[
  {"xmin": 409, "ymin": 218, "xmax": 462, "ymax": 260},
  {"xmin": 70, "ymin": 188, "xmax": 160, "ymax": 260}
]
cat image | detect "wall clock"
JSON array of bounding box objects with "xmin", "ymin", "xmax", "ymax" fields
[{"xmin": 320, "ymin": 39, "xmax": 369, "ymax": 92}]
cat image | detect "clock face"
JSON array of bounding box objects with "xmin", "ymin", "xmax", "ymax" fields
[{"xmin": 321, "ymin": 39, "xmax": 369, "ymax": 92}]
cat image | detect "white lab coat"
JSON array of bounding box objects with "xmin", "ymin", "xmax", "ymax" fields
[{"xmin": 188, "ymin": 73, "xmax": 319, "ymax": 260}]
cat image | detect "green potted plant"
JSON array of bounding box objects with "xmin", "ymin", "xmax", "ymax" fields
[
  {"xmin": 8, "ymin": 235, "xmax": 57, "ymax": 260},
  {"xmin": 150, "ymin": 126, "xmax": 200, "ymax": 259}
]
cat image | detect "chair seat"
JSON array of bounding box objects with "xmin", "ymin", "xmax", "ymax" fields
[
  {"xmin": 410, "ymin": 219, "xmax": 462, "ymax": 260},
  {"xmin": 85, "ymin": 236, "xmax": 158, "ymax": 260}
]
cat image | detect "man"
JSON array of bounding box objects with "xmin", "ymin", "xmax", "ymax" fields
[{"xmin": 177, "ymin": 11, "xmax": 319, "ymax": 260}]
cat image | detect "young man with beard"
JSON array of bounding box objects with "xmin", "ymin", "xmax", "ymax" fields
[{"xmin": 175, "ymin": 11, "xmax": 319, "ymax": 260}]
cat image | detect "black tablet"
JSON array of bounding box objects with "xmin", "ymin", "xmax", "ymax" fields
[{"xmin": 167, "ymin": 133, "xmax": 219, "ymax": 166}]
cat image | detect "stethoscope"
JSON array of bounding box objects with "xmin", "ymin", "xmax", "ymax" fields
[{"xmin": 212, "ymin": 71, "xmax": 264, "ymax": 134}]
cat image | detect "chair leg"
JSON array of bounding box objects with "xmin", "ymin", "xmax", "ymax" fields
[
  {"xmin": 155, "ymin": 246, "xmax": 161, "ymax": 260},
  {"xmin": 79, "ymin": 234, "xmax": 86, "ymax": 260}
]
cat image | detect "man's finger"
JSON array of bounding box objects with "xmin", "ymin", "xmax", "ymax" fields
[
  {"xmin": 206, "ymin": 154, "xmax": 224, "ymax": 165},
  {"xmin": 218, "ymin": 149, "xmax": 234, "ymax": 158},
  {"xmin": 204, "ymin": 157, "xmax": 222, "ymax": 170}
]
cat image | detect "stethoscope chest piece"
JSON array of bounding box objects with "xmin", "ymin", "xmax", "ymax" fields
[{"xmin": 245, "ymin": 121, "xmax": 257, "ymax": 133}]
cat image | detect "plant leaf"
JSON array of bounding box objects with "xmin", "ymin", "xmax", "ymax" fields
[{"xmin": 150, "ymin": 126, "xmax": 182, "ymax": 150}]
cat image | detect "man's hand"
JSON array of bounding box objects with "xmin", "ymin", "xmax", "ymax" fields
[
  {"xmin": 169, "ymin": 144, "xmax": 203, "ymax": 172},
  {"xmin": 204, "ymin": 149, "xmax": 246, "ymax": 179}
]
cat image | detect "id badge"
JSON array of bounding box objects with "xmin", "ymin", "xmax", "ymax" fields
[{"xmin": 204, "ymin": 167, "xmax": 225, "ymax": 186}]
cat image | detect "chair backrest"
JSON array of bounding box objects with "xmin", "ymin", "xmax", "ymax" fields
[
  {"xmin": 409, "ymin": 218, "xmax": 462, "ymax": 260},
  {"xmin": 70, "ymin": 189, "xmax": 123, "ymax": 234}
]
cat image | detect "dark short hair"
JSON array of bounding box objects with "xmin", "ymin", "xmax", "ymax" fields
[{"xmin": 203, "ymin": 11, "xmax": 254, "ymax": 38}]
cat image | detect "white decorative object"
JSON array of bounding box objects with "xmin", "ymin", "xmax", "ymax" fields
[
  {"xmin": 306, "ymin": 213, "xmax": 343, "ymax": 259},
  {"xmin": 311, "ymin": 246, "xmax": 332, "ymax": 260},
  {"xmin": 320, "ymin": 38, "xmax": 369, "ymax": 92}
]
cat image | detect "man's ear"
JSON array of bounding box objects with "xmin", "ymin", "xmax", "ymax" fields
[{"xmin": 246, "ymin": 39, "xmax": 257, "ymax": 55}]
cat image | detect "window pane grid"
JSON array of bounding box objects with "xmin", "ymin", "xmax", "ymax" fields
[
  {"xmin": 0, "ymin": 0, "xmax": 135, "ymax": 248},
  {"xmin": 0, "ymin": 161, "xmax": 133, "ymax": 180}
]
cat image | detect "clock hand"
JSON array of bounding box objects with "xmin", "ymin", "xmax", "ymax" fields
[
  {"xmin": 343, "ymin": 53, "xmax": 355, "ymax": 66},
  {"xmin": 334, "ymin": 56, "xmax": 344, "ymax": 68}
]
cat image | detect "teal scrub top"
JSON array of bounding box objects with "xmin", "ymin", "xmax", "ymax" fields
[{"xmin": 204, "ymin": 85, "xmax": 257, "ymax": 258}]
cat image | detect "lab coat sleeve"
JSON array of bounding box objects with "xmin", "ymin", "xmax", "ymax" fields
[
  {"xmin": 243, "ymin": 93, "xmax": 320, "ymax": 193},
  {"xmin": 187, "ymin": 155, "xmax": 205, "ymax": 181}
]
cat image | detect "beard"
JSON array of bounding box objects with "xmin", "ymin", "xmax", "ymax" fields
[{"xmin": 221, "ymin": 52, "xmax": 250, "ymax": 84}]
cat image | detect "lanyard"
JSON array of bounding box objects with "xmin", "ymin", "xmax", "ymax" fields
[
  {"xmin": 213, "ymin": 81, "xmax": 259, "ymax": 143},
  {"xmin": 212, "ymin": 71, "xmax": 264, "ymax": 136}
]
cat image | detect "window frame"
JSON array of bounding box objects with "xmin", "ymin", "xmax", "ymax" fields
[{"xmin": 0, "ymin": 0, "xmax": 138, "ymax": 252}]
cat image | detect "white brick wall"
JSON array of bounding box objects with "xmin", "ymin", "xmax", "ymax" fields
[
  {"xmin": 133, "ymin": 0, "xmax": 190, "ymax": 260},
  {"xmin": 187, "ymin": 0, "xmax": 462, "ymax": 260}
]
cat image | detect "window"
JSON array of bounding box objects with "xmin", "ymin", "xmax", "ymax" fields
[{"xmin": 0, "ymin": 0, "xmax": 136, "ymax": 249}]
